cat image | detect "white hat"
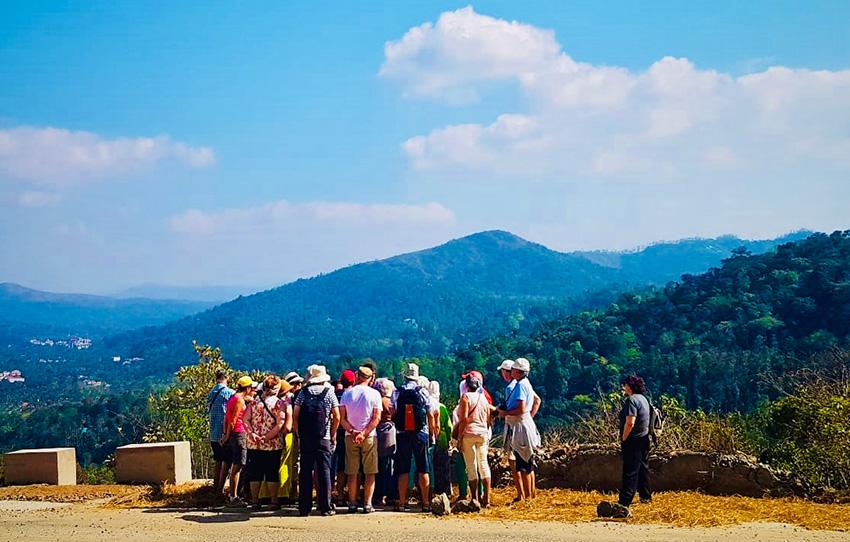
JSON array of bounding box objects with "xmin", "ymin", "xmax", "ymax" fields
[
  {"xmin": 305, "ymin": 364, "xmax": 330, "ymax": 385},
  {"xmin": 404, "ymin": 362, "xmax": 420, "ymax": 381},
  {"xmin": 499, "ymin": 359, "xmax": 515, "ymax": 372},
  {"xmin": 428, "ymin": 380, "xmax": 440, "ymax": 400},
  {"xmin": 513, "ymin": 357, "xmax": 531, "ymax": 372},
  {"xmin": 284, "ymin": 371, "xmax": 304, "ymax": 385}
]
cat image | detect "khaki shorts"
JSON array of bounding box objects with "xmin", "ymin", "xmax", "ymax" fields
[{"xmin": 344, "ymin": 434, "xmax": 378, "ymax": 475}]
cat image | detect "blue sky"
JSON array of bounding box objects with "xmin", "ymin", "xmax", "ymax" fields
[{"xmin": 1, "ymin": 1, "xmax": 849, "ymax": 293}]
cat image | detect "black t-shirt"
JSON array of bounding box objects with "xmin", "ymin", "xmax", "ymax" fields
[{"xmin": 619, "ymin": 393, "xmax": 650, "ymax": 439}]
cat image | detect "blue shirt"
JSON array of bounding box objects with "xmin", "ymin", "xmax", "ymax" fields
[
  {"xmin": 208, "ymin": 383, "xmax": 235, "ymax": 441},
  {"xmin": 506, "ymin": 378, "xmax": 532, "ymax": 412}
]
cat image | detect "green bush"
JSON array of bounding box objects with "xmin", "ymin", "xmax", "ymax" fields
[{"xmin": 758, "ymin": 371, "xmax": 850, "ymax": 489}]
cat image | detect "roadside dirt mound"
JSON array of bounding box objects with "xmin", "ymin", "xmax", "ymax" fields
[{"xmin": 490, "ymin": 446, "xmax": 810, "ymax": 498}]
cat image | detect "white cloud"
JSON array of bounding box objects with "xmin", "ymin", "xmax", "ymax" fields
[
  {"xmin": 0, "ymin": 126, "xmax": 215, "ymax": 187},
  {"xmin": 385, "ymin": 8, "xmax": 850, "ymax": 179},
  {"xmin": 18, "ymin": 191, "xmax": 62, "ymax": 207},
  {"xmin": 169, "ymin": 200, "xmax": 456, "ymax": 235}
]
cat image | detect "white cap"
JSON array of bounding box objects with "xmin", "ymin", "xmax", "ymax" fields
[
  {"xmin": 514, "ymin": 357, "xmax": 531, "ymax": 372},
  {"xmin": 499, "ymin": 359, "xmax": 514, "ymax": 371}
]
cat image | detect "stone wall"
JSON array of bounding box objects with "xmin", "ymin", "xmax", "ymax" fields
[{"xmin": 489, "ymin": 445, "xmax": 808, "ymax": 498}]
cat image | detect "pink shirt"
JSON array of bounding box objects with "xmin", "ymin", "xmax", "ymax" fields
[{"xmin": 225, "ymin": 394, "xmax": 247, "ymax": 433}]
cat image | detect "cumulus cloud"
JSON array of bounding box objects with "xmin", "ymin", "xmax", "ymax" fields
[
  {"xmin": 0, "ymin": 126, "xmax": 215, "ymax": 187},
  {"xmin": 169, "ymin": 200, "xmax": 456, "ymax": 235},
  {"xmin": 383, "ymin": 7, "xmax": 850, "ymax": 178}
]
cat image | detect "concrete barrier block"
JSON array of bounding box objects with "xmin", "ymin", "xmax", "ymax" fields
[
  {"xmin": 115, "ymin": 441, "xmax": 192, "ymax": 484},
  {"xmin": 3, "ymin": 447, "xmax": 77, "ymax": 485}
]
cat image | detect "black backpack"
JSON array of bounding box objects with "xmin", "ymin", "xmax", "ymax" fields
[
  {"xmin": 393, "ymin": 386, "xmax": 428, "ymax": 433},
  {"xmin": 298, "ymin": 387, "xmax": 330, "ymax": 441}
]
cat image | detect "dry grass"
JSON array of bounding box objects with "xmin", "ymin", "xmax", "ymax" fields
[
  {"xmin": 473, "ymin": 488, "xmax": 850, "ymax": 531},
  {"xmin": 104, "ymin": 481, "xmax": 217, "ymax": 508},
  {"xmin": 0, "ymin": 484, "xmax": 142, "ymax": 503}
]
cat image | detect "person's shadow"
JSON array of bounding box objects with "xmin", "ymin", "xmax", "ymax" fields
[{"xmin": 180, "ymin": 512, "xmax": 250, "ymax": 523}]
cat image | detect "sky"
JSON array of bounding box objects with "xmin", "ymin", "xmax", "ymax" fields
[{"xmin": 1, "ymin": 1, "xmax": 849, "ymax": 293}]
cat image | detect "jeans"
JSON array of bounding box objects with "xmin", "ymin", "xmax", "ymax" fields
[
  {"xmin": 619, "ymin": 434, "xmax": 652, "ymax": 506},
  {"xmin": 299, "ymin": 439, "xmax": 333, "ymax": 515}
]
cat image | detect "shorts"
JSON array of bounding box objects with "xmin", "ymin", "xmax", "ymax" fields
[
  {"xmin": 514, "ymin": 452, "xmax": 535, "ymax": 473},
  {"xmin": 226, "ymin": 433, "xmax": 248, "ymax": 466},
  {"xmin": 246, "ymin": 449, "xmax": 282, "ymax": 483},
  {"xmin": 210, "ymin": 441, "xmax": 230, "ymax": 463},
  {"xmin": 344, "ymin": 434, "xmax": 378, "ymax": 475},
  {"xmin": 395, "ymin": 432, "xmax": 430, "ymax": 475}
]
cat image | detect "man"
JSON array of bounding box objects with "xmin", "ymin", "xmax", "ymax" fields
[
  {"xmin": 339, "ymin": 366, "xmax": 382, "ymax": 513},
  {"xmin": 497, "ymin": 357, "xmax": 540, "ymax": 502},
  {"xmin": 208, "ymin": 370, "xmax": 235, "ymax": 495},
  {"xmin": 333, "ymin": 369, "xmax": 356, "ymax": 503},
  {"xmin": 393, "ymin": 362, "xmax": 435, "ymax": 512},
  {"xmin": 293, "ymin": 365, "xmax": 340, "ymax": 517},
  {"xmin": 618, "ymin": 374, "xmax": 652, "ymax": 514}
]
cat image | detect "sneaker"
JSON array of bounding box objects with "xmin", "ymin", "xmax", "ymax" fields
[
  {"xmin": 363, "ymin": 505, "xmax": 374, "ymax": 514},
  {"xmin": 226, "ymin": 496, "xmax": 247, "ymax": 508},
  {"xmin": 347, "ymin": 504, "xmax": 358, "ymax": 514},
  {"xmin": 321, "ymin": 509, "xmax": 336, "ymax": 517},
  {"xmin": 639, "ymin": 498, "xmax": 653, "ymax": 505}
]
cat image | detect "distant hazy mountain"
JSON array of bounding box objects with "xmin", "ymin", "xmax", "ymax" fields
[
  {"xmin": 0, "ymin": 283, "xmax": 215, "ymax": 337},
  {"xmin": 114, "ymin": 284, "xmax": 260, "ymax": 303},
  {"xmin": 104, "ymin": 229, "xmax": 810, "ymax": 376},
  {"xmin": 574, "ymin": 231, "xmax": 813, "ymax": 284}
]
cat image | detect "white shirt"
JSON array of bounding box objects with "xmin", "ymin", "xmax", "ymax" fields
[{"xmin": 340, "ymin": 383, "xmax": 382, "ymax": 437}]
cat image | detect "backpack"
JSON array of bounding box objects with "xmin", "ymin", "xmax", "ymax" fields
[
  {"xmin": 298, "ymin": 387, "xmax": 330, "ymax": 442},
  {"xmin": 394, "ymin": 386, "xmax": 428, "ymax": 433},
  {"xmin": 647, "ymin": 398, "xmax": 664, "ymax": 447}
]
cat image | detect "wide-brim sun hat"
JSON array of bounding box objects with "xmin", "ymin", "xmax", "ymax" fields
[
  {"xmin": 404, "ymin": 362, "xmax": 420, "ymax": 381},
  {"xmin": 305, "ymin": 364, "xmax": 331, "ymax": 385},
  {"xmin": 513, "ymin": 357, "xmax": 531, "ymax": 372}
]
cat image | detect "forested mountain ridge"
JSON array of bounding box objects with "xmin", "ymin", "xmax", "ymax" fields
[
  {"xmin": 460, "ymin": 230, "xmax": 850, "ymax": 423},
  {"xmin": 101, "ymin": 230, "xmax": 811, "ymax": 379}
]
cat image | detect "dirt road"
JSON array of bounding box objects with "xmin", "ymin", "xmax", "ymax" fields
[{"xmin": 1, "ymin": 501, "xmax": 845, "ymax": 542}]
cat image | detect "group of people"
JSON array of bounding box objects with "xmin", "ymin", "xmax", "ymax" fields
[{"xmin": 207, "ymin": 358, "xmax": 652, "ymax": 518}]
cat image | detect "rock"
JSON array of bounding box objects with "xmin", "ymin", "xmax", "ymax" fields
[
  {"xmin": 610, "ymin": 503, "xmax": 630, "ymax": 518},
  {"xmin": 430, "ymin": 494, "xmax": 450, "ymax": 516}
]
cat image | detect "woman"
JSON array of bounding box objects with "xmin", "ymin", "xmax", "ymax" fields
[
  {"xmin": 277, "ymin": 374, "xmax": 301, "ymax": 502},
  {"xmin": 220, "ymin": 375, "xmax": 256, "ymax": 506},
  {"xmin": 429, "ymin": 380, "xmax": 453, "ymax": 497},
  {"xmin": 374, "ymin": 377, "xmax": 397, "ymax": 506},
  {"xmin": 455, "ymin": 373, "xmax": 495, "ymax": 506},
  {"xmin": 244, "ymin": 375, "xmax": 288, "ymax": 511}
]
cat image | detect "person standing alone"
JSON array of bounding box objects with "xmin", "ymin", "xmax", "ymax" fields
[{"xmin": 619, "ymin": 374, "xmax": 653, "ymax": 512}]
